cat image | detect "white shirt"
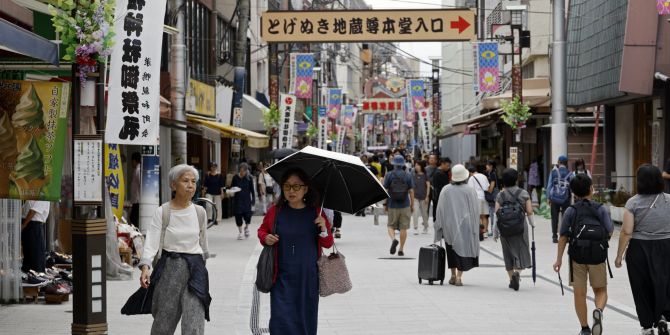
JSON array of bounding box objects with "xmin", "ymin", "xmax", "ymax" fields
[
  {"xmin": 22, "ymin": 200, "xmax": 50, "ymax": 222},
  {"xmin": 140, "ymin": 204, "xmax": 204, "ymax": 268},
  {"xmin": 130, "ymin": 165, "xmax": 141, "ymax": 204},
  {"xmin": 467, "ymin": 173, "xmax": 490, "ymax": 201}
]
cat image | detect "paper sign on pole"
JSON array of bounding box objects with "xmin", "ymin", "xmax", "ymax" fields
[
  {"xmin": 418, "ymin": 108, "xmax": 432, "ymax": 153},
  {"xmin": 278, "ymin": 94, "xmax": 297, "ymax": 149},
  {"xmin": 106, "ymin": 0, "xmax": 166, "ymax": 145},
  {"xmin": 104, "ymin": 144, "xmax": 125, "ymax": 220},
  {"xmin": 317, "ymin": 106, "xmax": 328, "ymax": 150}
]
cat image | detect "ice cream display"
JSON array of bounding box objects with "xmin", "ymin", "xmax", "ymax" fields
[
  {"xmin": 12, "ymin": 84, "xmax": 45, "ymax": 146},
  {"xmin": 10, "ymin": 136, "xmax": 47, "ymax": 199},
  {"xmin": 0, "ymin": 111, "xmax": 18, "ymax": 197}
]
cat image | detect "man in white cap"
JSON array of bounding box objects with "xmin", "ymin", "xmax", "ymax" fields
[{"xmin": 383, "ymin": 154, "xmax": 414, "ymax": 256}]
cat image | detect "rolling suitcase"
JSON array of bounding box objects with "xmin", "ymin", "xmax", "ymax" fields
[{"xmin": 418, "ymin": 243, "xmax": 446, "ymax": 285}]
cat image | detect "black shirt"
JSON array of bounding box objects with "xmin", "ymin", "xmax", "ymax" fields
[
  {"xmin": 431, "ymin": 168, "xmax": 451, "ymax": 201},
  {"xmin": 203, "ymin": 173, "xmax": 225, "ymax": 195}
]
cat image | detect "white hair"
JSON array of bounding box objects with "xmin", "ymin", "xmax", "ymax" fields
[{"xmin": 168, "ymin": 164, "xmax": 199, "ymax": 185}]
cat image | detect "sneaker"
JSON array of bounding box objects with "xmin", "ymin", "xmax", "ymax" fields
[
  {"xmin": 640, "ymin": 329, "xmax": 655, "ymax": 335},
  {"xmin": 398, "ymin": 250, "xmax": 404, "ymax": 257},
  {"xmin": 390, "ymin": 239, "xmax": 399, "ymax": 255},
  {"xmin": 237, "ymin": 233, "xmax": 243, "ymax": 240},
  {"xmin": 244, "ymin": 226, "xmax": 250, "ymax": 238},
  {"xmin": 413, "ymin": 229, "xmax": 419, "ymax": 235},
  {"xmin": 422, "ymin": 227, "xmax": 428, "ymax": 234},
  {"xmin": 592, "ymin": 308, "xmax": 603, "ymax": 335},
  {"xmin": 511, "ymin": 271, "xmax": 520, "ymax": 291},
  {"xmin": 334, "ymin": 230, "xmax": 341, "ymax": 239},
  {"xmin": 659, "ymin": 316, "xmax": 669, "ymax": 335},
  {"xmin": 579, "ymin": 328, "xmax": 592, "ymax": 335}
]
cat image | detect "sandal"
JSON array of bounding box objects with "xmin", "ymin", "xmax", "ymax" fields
[
  {"xmin": 448, "ymin": 276, "xmax": 456, "ymax": 285},
  {"xmin": 454, "ymin": 278, "xmax": 463, "ymax": 286}
]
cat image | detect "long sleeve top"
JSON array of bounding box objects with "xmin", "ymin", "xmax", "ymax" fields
[{"xmin": 139, "ymin": 204, "xmax": 206, "ymax": 269}]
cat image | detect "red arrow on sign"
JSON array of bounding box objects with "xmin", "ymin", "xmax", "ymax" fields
[{"xmin": 450, "ymin": 16, "xmax": 470, "ymax": 34}]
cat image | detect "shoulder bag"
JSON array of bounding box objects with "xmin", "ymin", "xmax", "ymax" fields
[{"xmin": 256, "ymin": 210, "xmax": 278, "ymax": 293}]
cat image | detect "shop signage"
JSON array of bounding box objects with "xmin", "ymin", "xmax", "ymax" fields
[
  {"xmin": 74, "ymin": 136, "xmax": 103, "ymax": 204},
  {"xmin": 418, "ymin": 108, "xmax": 432, "ymax": 153},
  {"xmin": 336, "ymin": 125, "xmax": 346, "ymax": 153},
  {"xmin": 232, "ymin": 107, "xmax": 242, "ymax": 154},
  {"xmin": 186, "ymin": 79, "xmax": 216, "ymax": 117},
  {"xmin": 0, "ymin": 80, "xmax": 70, "ymax": 201},
  {"xmin": 104, "ymin": 144, "xmax": 125, "ymax": 220},
  {"xmin": 509, "ymin": 146, "xmax": 518, "ymax": 170},
  {"xmin": 512, "ymin": 65, "xmax": 522, "ymax": 99},
  {"xmin": 106, "ymin": 0, "xmax": 166, "ymax": 145},
  {"xmin": 361, "ymin": 99, "xmax": 403, "ymax": 114},
  {"xmin": 318, "ymin": 106, "xmax": 328, "ymax": 150},
  {"xmin": 261, "ymin": 9, "xmax": 475, "ymax": 42},
  {"xmin": 278, "ymin": 94, "xmax": 297, "ymax": 149}
]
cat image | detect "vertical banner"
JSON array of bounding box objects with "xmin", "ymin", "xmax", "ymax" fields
[
  {"xmin": 658, "ymin": 0, "xmax": 670, "ymax": 15},
  {"xmin": 317, "ymin": 106, "xmax": 328, "ymax": 150},
  {"xmin": 290, "ymin": 53, "xmax": 314, "ymax": 99},
  {"xmin": 140, "ymin": 154, "xmax": 160, "ymax": 233},
  {"xmin": 407, "ymin": 79, "xmax": 425, "ymax": 114},
  {"xmin": 327, "ymin": 88, "xmax": 342, "ymax": 120},
  {"xmin": 106, "ymin": 0, "xmax": 166, "ymax": 145},
  {"xmin": 367, "ymin": 114, "xmax": 375, "ymax": 130},
  {"xmin": 278, "ymin": 94, "xmax": 297, "ymax": 149},
  {"xmin": 477, "ymin": 42, "xmax": 500, "ymax": 93},
  {"xmin": 418, "ymin": 108, "xmax": 432, "ymax": 153},
  {"xmin": 336, "ymin": 125, "xmax": 347, "ymax": 153},
  {"xmin": 472, "ymin": 43, "xmax": 480, "ymax": 92},
  {"xmin": 104, "ymin": 144, "xmax": 125, "ymax": 220},
  {"xmin": 402, "ymin": 97, "xmax": 416, "ymax": 122},
  {"xmin": 361, "ymin": 126, "xmax": 368, "ymax": 153},
  {"xmin": 0, "ymin": 81, "xmax": 70, "ymax": 200},
  {"xmin": 512, "ymin": 64, "xmax": 522, "ymax": 99},
  {"xmin": 342, "ymin": 105, "xmax": 355, "ymax": 127}
]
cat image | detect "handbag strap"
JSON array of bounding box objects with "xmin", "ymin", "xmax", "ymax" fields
[{"xmin": 155, "ymin": 201, "xmax": 171, "ymax": 267}]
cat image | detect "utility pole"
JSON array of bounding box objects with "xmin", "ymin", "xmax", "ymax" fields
[
  {"xmin": 551, "ymin": 0, "xmax": 568, "ymax": 162},
  {"xmin": 171, "ymin": 0, "xmax": 187, "ymax": 165},
  {"xmin": 232, "ymin": 0, "xmax": 250, "ymax": 161}
]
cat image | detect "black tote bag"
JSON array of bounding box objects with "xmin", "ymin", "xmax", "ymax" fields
[{"xmin": 256, "ymin": 210, "xmax": 279, "ymax": 293}]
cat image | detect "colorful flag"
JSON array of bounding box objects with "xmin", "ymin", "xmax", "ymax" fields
[
  {"xmin": 407, "ymin": 79, "xmax": 425, "ymax": 115},
  {"xmin": 476, "ymin": 42, "xmax": 500, "ymax": 93},
  {"xmin": 290, "ymin": 53, "xmax": 315, "ymax": 99},
  {"xmin": 343, "ymin": 105, "xmax": 355, "ymax": 127},
  {"xmin": 367, "ymin": 114, "xmax": 375, "ymax": 130},
  {"xmin": 659, "ymin": 0, "xmax": 670, "ymax": 15},
  {"xmin": 327, "ymin": 88, "xmax": 342, "ymax": 120}
]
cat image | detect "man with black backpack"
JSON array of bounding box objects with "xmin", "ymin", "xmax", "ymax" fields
[
  {"xmin": 553, "ymin": 175, "xmax": 613, "ymax": 335},
  {"xmin": 383, "ymin": 155, "xmax": 415, "ymax": 257},
  {"xmin": 547, "ymin": 155, "xmax": 573, "ymax": 243}
]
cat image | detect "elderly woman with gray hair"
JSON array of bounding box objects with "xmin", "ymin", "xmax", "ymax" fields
[
  {"xmin": 232, "ymin": 162, "xmax": 256, "ymax": 240},
  {"xmin": 139, "ymin": 164, "xmax": 211, "ymax": 335}
]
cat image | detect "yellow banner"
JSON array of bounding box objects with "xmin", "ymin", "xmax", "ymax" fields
[
  {"xmin": 261, "ymin": 9, "xmax": 476, "ymax": 43},
  {"xmin": 187, "ymin": 79, "xmax": 216, "ymax": 117},
  {"xmin": 104, "ymin": 144, "xmax": 125, "ymax": 220}
]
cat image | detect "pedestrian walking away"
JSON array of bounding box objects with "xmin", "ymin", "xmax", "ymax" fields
[
  {"xmin": 257, "ymin": 168, "xmax": 334, "ymax": 335},
  {"xmin": 547, "ymin": 155, "xmax": 572, "ymax": 243},
  {"xmin": 615, "ymin": 164, "xmax": 670, "ymax": 335},
  {"xmin": 21, "ymin": 200, "xmax": 50, "ymax": 273},
  {"xmin": 412, "ymin": 160, "xmax": 430, "ymax": 235},
  {"xmin": 467, "ymin": 164, "xmax": 490, "ymax": 241},
  {"xmin": 384, "ymin": 154, "xmax": 415, "ymax": 257},
  {"xmin": 434, "ymin": 164, "xmax": 480, "ymax": 286},
  {"xmin": 553, "ymin": 175, "xmax": 613, "ymax": 335},
  {"xmin": 494, "ymin": 168, "xmax": 534, "ymax": 291},
  {"xmin": 232, "ymin": 163, "xmax": 256, "ymax": 240},
  {"xmin": 257, "ymin": 162, "xmax": 276, "ymax": 215},
  {"xmin": 484, "ymin": 160, "xmax": 500, "ymax": 237},
  {"xmin": 202, "ymin": 162, "xmax": 225, "ymax": 224},
  {"xmin": 138, "ymin": 164, "xmax": 211, "ymax": 335},
  {"xmin": 431, "ymin": 157, "xmax": 452, "ymax": 222}
]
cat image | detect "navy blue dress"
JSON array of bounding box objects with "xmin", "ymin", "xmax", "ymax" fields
[{"xmin": 270, "ymin": 206, "xmax": 320, "ymax": 335}]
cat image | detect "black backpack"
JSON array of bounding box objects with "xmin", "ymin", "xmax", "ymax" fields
[
  {"xmin": 496, "ymin": 189, "xmax": 526, "ymax": 237},
  {"xmin": 388, "ymin": 171, "xmax": 410, "ymax": 202},
  {"xmin": 567, "ymin": 200, "xmax": 609, "ymax": 265}
]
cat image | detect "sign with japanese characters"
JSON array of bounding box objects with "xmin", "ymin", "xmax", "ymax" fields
[
  {"xmin": 361, "ymin": 99, "xmax": 402, "ymax": 114},
  {"xmin": 418, "ymin": 108, "xmax": 432, "ymax": 153},
  {"xmin": 0, "ymin": 80, "xmax": 70, "ymax": 201},
  {"xmin": 335, "ymin": 125, "xmax": 346, "ymax": 153},
  {"xmin": 318, "ymin": 106, "xmax": 328, "ymax": 150},
  {"xmin": 261, "ymin": 9, "xmax": 475, "ymax": 42},
  {"xmin": 278, "ymin": 94, "xmax": 297, "ymax": 149},
  {"xmin": 186, "ymin": 79, "xmax": 216, "ymax": 117},
  {"xmin": 106, "ymin": 0, "xmax": 166, "ymax": 145},
  {"xmin": 104, "ymin": 144, "xmax": 125, "ymax": 220},
  {"xmin": 74, "ymin": 136, "xmax": 103, "ymax": 204},
  {"xmin": 361, "ymin": 126, "xmax": 368, "ymax": 153}
]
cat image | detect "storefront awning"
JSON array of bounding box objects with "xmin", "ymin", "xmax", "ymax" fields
[
  {"xmin": 242, "ymin": 94, "xmax": 267, "ymax": 132},
  {"xmin": 187, "ymin": 115, "xmax": 269, "ymax": 148},
  {"xmin": 160, "ymin": 117, "xmax": 220, "ymax": 143},
  {"xmin": 0, "ymin": 19, "xmax": 59, "ymax": 65},
  {"xmin": 452, "ymin": 108, "xmax": 503, "ymax": 127},
  {"xmin": 481, "ymin": 78, "xmax": 551, "ymax": 110}
]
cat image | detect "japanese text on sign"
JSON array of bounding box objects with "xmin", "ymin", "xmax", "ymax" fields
[
  {"xmin": 278, "ymin": 94, "xmax": 297, "ymax": 149},
  {"xmin": 74, "ymin": 138, "xmax": 103, "ymax": 203},
  {"xmin": 261, "ymin": 10, "xmax": 475, "ymax": 43}
]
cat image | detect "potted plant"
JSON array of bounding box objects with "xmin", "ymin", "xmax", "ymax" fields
[{"xmin": 500, "ymin": 96, "xmax": 532, "ymax": 131}]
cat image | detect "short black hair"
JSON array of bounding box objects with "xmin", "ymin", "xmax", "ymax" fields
[
  {"xmin": 636, "ymin": 164, "xmax": 664, "ymax": 195},
  {"xmin": 131, "ymin": 152, "xmax": 141, "ymax": 163},
  {"xmin": 486, "ymin": 160, "xmax": 496, "ymax": 167},
  {"xmin": 569, "ymin": 174, "xmax": 592, "ymax": 198},
  {"xmin": 501, "ymin": 168, "xmax": 519, "ymax": 187},
  {"xmin": 467, "ymin": 165, "xmax": 476, "ymax": 173},
  {"xmin": 439, "ymin": 157, "xmax": 452, "ymax": 165}
]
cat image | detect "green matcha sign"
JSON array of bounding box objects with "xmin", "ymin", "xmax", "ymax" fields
[{"xmin": 0, "ymin": 80, "xmax": 70, "ymax": 201}]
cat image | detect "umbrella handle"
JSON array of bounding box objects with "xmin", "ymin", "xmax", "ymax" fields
[{"xmin": 318, "ymin": 165, "xmax": 334, "ymax": 218}]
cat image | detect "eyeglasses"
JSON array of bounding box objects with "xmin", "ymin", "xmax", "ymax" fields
[{"xmin": 282, "ymin": 183, "xmax": 306, "ymax": 192}]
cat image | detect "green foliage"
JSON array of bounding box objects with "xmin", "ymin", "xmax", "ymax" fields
[
  {"xmin": 262, "ymin": 102, "xmax": 280, "ymax": 134},
  {"xmin": 500, "ymin": 96, "xmax": 532, "ymax": 131},
  {"xmin": 432, "ymin": 123, "xmax": 445, "ymax": 137},
  {"xmin": 305, "ymin": 123, "xmax": 318, "ymax": 139}
]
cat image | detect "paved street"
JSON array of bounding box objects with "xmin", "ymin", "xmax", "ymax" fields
[{"xmin": 1, "ymin": 211, "xmax": 642, "ymax": 334}]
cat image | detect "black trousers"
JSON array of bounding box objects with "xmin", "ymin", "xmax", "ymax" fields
[
  {"xmin": 626, "ymin": 238, "xmax": 670, "ymax": 329},
  {"xmin": 333, "ymin": 211, "xmax": 342, "ymax": 229},
  {"xmin": 550, "ymin": 202, "xmax": 569, "ymax": 237},
  {"xmin": 21, "ymin": 221, "xmax": 46, "ymax": 273},
  {"xmin": 130, "ymin": 203, "xmax": 140, "ymax": 227}
]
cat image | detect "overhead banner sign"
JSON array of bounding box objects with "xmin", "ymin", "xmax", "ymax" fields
[
  {"xmin": 475, "ymin": 42, "xmax": 500, "ymax": 93},
  {"xmin": 407, "ymin": 79, "xmax": 426, "ymax": 114},
  {"xmin": 418, "ymin": 108, "xmax": 432, "ymax": 153},
  {"xmin": 278, "ymin": 94, "xmax": 297, "ymax": 149},
  {"xmin": 317, "ymin": 106, "xmax": 328, "ymax": 150},
  {"xmin": 0, "ymin": 81, "xmax": 70, "ymax": 200},
  {"xmin": 327, "ymin": 88, "xmax": 342, "ymax": 120},
  {"xmin": 261, "ymin": 9, "xmax": 475, "ymax": 42},
  {"xmin": 289, "ymin": 53, "xmax": 315, "ymax": 99},
  {"xmin": 106, "ymin": 0, "xmax": 166, "ymax": 145},
  {"xmin": 361, "ymin": 99, "xmax": 402, "ymax": 114}
]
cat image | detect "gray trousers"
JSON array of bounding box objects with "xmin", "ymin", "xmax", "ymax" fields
[{"xmin": 151, "ymin": 257, "xmax": 205, "ymax": 335}]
